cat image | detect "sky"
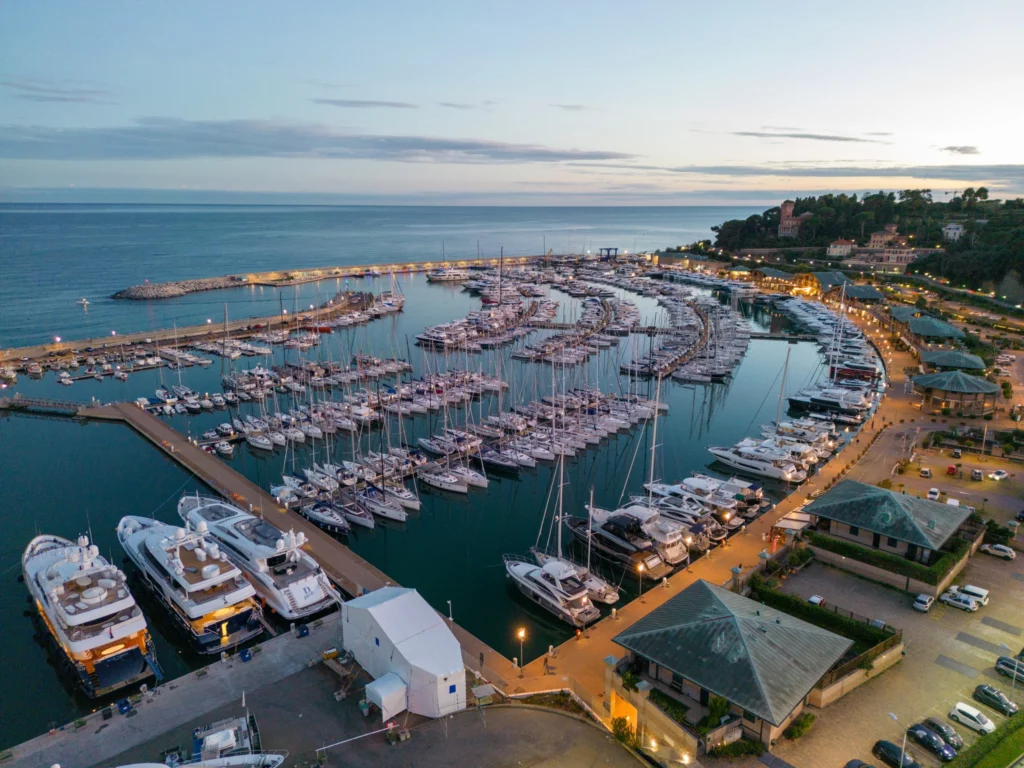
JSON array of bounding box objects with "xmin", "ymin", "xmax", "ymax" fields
[{"xmin": 2, "ymin": 1, "xmax": 1023, "ymax": 205}]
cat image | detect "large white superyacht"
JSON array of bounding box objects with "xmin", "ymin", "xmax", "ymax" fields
[
  {"xmin": 22, "ymin": 534, "xmax": 162, "ymax": 697},
  {"xmin": 177, "ymin": 494, "xmax": 340, "ymax": 620},
  {"xmin": 117, "ymin": 516, "xmax": 264, "ymax": 654}
]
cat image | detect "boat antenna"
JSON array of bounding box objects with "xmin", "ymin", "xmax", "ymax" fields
[{"xmin": 86, "ymin": 508, "xmax": 93, "ymax": 546}]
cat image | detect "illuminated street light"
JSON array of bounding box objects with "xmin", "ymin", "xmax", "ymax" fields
[
  {"xmin": 637, "ymin": 562, "xmax": 645, "ymax": 602},
  {"xmin": 517, "ymin": 627, "xmax": 526, "ymax": 677}
]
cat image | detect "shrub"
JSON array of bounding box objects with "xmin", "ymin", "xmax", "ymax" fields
[
  {"xmin": 877, "ymin": 478, "xmax": 893, "ymax": 489},
  {"xmin": 611, "ymin": 716, "xmax": 640, "ymax": 748},
  {"xmin": 708, "ymin": 695, "xmax": 731, "ymax": 724},
  {"xmin": 620, "ymin": 670, "xmax": 640, "ymax": 692},
  {"xmin": 784, "ymin": 712, "xmax": 816, "ymax": 740},
  {"xmin": 984, "ymin": 519, "xmax": 1013, "ymax": 545},
  {"xmin": 805, "ymin": 531, "xmax": 969, "ymax": 586},
  {"xmin": 649, "ymin": 688, "xmax": 689, "ymax": 726},
  {"xmin": 942, "ymin": 407, "xmax": 952, "ymax": 416},
  {"xmin": 710, "ymin": 739, "xmax": 765, "ymax": 758}
]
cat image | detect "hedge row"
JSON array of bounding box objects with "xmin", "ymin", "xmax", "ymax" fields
[
  {"xmin": 709, "ymin": 738, "xmax": 764, "ymax": 758},
  {"xmin": 946, "ymin": 710, "xmax": 1023, "ymax": 768},
  {"xmin": 805, "ymin": 531, "xmax": 970, "ymax": 586},
  {"xmin": 747, "ymin": 574, "xmax": 890, "ymax": 648}
]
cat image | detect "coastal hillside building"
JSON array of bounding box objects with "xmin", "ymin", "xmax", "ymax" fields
[
  {"xmin": 912, "ymin": 370, "xmax": 1001, "ymax": 416},
  {"xmin": 868, "ymin": 223, "xmax": 904, "ymax": 249},
  {"xmin": 805, "ymin": 480, "xmax": 973, "ymax": 564},
  {"xmin": 919, "ymin": 349, "xmax": 986, "ymax": 372},
  {"xmin": 342, "ymin": 587, "xmax": 466, "ymax": 721},
  {"xmin": 943, "ymin": 223, "xmax": 965, "ymax": 242},
  {"xmin": 881, "ymin": 247, "xmax": 917, "ymax": 265},
  {"xmin": 777, "ymin": 201, "xmax": 813, "ymax": 238},
  {"xmin": 827, "ymin": 239, "xmax": 855, "ymax": 258},
  {"xmin": 607, "ymin": 580, "xmax": 851, "ymax": 750}
]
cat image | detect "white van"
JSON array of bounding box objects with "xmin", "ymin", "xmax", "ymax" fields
[
  {"xmin": 950, "ymin": 702, "xmax": 996, "ymax": 733},
  {"xmin": 949, "ymin": 584, "xmax": 990, "ymax": 606}
]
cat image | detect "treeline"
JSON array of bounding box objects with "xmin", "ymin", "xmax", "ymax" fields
[{"xmin": 908, "ymin": 204, "xmax": 1024, "ymax": 289}]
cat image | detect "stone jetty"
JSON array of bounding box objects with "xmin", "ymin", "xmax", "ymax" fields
[{"xmin": 112, "ymin": 276, "xmax": 241, "ymax": 300}]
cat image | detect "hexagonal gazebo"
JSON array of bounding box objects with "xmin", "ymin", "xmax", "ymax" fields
[{"xmin": 912, "ymin": 370, "xmax": 1000, "ymax": 416}]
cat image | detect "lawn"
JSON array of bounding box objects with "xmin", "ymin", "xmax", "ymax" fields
[{"xmin": 974, "ymin": 728, "xmax": 1024, "ymax": 768}]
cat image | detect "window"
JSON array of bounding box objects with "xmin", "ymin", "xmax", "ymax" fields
[
  {"xmin": 375, "ymin": 637, "xmax": 380, "ymax": 647},
  {"xmin": 743, "ymin": 710, "xmax": 756, "ymax": 723},
  {"xmin": 886, "ymin": 536, "xmax": 898, "ymax": 547},
  {"xmin": 849, "ymin": 525, "xmax": 860, "ymax": 536},
  {"xmin": 449, "ymin": 684, "xmax": 456, "ymax": 694}
]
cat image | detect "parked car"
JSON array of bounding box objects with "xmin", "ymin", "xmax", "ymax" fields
[
  {"xmin": 971, "ymin": 469, "xmax": 984, "ymax": 481},
  {"xmin": 872, "ymin": 740, "xmax": 920, "ymax": 768},
  {"xmin": 923, "ymin": 717, "xmax": 963, "ymax": 750},
  {"xmin": 973, "ymin": 684, "xmax": 1019, "ymax": 716},
  {"xmin": 845, "ymin": 762, "xmax": 878, "ymax": 768},
  {"xmin": 946, "ymin": 466, "xmax": 957, "ymax": 476},
  {"xmin": 912, "ymin": 594, "xmax": 934, "ymax": 613},
  {"xmin": 907, "ymin": 724, "xmax": 957, "ymax": 762},
  {"xmin": 980, "ymin": 543, "xmax": 1016, "ymax": 560},
  {"xmin": 939, "ymin": 591, "xmax": 979, "ymax": 612},
  {"xmin": 947, "ymin": 584, "xmax": 990, "ymax": 606},
  {"xmin": 952, "ymin": 448, "xmax": 962, "ymax": 459},
  {"xmin": 995, "ymin": 656, "xmax": 1024, "ymax": 684},
  {"xmin": 988, "ymin": 470, "xmax": 1009, "ymax": 481},
  {"xmin": 928, "ymin": 488, "xmax": 941, "ymax": 500},
  {"xmin": 807, "ymin": 594, "xmax": 827, "ymax": 607},
  {"xmin": 949, "ymin": 702, "xmax": 996, "ymax": 734},
  {"xmin": 1017, "ymin": 509, "xmax": 1024, "ymax": 523},
  {"xmin": 919, "ymin": 467, "xmax": 932, "ymax": 478}
]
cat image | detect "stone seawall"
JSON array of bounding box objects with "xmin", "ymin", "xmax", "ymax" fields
[{"xmin": 112, "ymin": 276, "xmax": 239, "ymax": 299}]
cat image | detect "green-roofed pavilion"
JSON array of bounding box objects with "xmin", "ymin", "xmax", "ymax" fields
[
  {"xmin": 913, "ymin": 370, "xmax": 1000, "ymax": 415},
  {"xmin": 890, "ymin": 305, "xmax": 923, "ymax": 323},
  {"xmin": 813, "ymin": 271, "xmax": 851, "ymax": 293},
  {"xmin": 919, "ymin": 349, "xmax": 986, "ymax": 371},
  {"xmin": 612, "ymin": 580, "xmax": 851, "ymax": 738},
  {"xmin": 908, "ymin": 315, "xmax": 965, "ymax": 340},
  {"xmin": 805, "ymin": 480, "xmax": 971, "ymax": 560}
]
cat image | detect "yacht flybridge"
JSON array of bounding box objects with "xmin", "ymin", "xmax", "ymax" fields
[
  {"xmin": 177, "ymin": 494, "xmax": 340, "ymax": 620},
  {"xmin": 22, "ymin": 534, "xmax": 162, "ymax": 698},
  {"xmin": 117, "ymin": 516, "xmax": 264, "ymax": 654}
]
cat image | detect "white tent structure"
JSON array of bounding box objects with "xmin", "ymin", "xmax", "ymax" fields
[{"xmin": 342, "ymin": 587, "xmax": 466, "ymax": 720}]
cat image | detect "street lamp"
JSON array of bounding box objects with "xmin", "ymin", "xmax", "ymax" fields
[
  {"xmin": 889, "ymin": 712, "xmax": 907, "ymax": 766},
  {"xmin": 517, "ymin": 627, "xmax": 526, "ymax": 677},
  {"xmin": 111, "ymin": 330, "xmax": 116, "ymax": 336},
  {"xmin": 637, "ymin": 562, "xmax": 645, "ymax": 602},
  {"xmin": 54, "ymin": 336, "xmax": 61, "ymax": 344}
]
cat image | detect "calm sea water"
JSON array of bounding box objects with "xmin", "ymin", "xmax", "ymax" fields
[
  {"xmin": 0, "ymin": 206, "xmax": 844, "ymax": 749},
  {"xmin": 0, "ymin": 204, "xmax": 756, "ymax": 348}
]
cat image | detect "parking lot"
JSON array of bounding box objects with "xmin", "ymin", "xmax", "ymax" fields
[{"xmin": 770, "ymin": 553, "xmax": 1024, "ymax": 767}]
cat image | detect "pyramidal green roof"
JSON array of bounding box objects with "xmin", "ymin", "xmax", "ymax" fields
[
  {"xmin": 908, "ymin": 315, "xmax": 965, "ymax": 339},
  {"xmin": 613, "ymin": 580, "xmax": 851, "ymax": 725},
  {"xmin": 890, "ymin": 305, "xmax": 923, "ymax": 322},
  {"xmin": 919, "ymin": 349, "xmax": 986, "ymax": 370},
  {"xmin": 805, "ymin": 479, "xmax": 971, "ymax": 549},
  {"xmin": 914, "ymin": 370, "xmax": 1000, "ymax": 394},
  {"xmin": 813, "ymin": 271, "xmax": 851, "ymax": 291}
]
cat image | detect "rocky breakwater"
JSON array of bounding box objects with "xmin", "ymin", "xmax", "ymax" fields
[{"xmin": 112, "ymin": 275, "xmax": 240, "ymax": 300}]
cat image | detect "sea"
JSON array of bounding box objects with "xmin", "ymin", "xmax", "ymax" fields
[{"xmin": 0, "ymin": 205, "xmax": 841, "ymax": 749}]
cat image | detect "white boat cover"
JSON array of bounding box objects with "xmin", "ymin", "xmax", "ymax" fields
[
  {"xmin": 342, "ymin": 586, "xmax": 466, "ymax": 719},
  {"xmin": 366, "ymin": 671, "xmax": 408, "ymax": 720}
]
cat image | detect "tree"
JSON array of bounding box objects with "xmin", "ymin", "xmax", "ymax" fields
[
  {"xmin": 854, "ymin": 211, "xmax": 875, "ymax": 239},
  {"xmin": 915, "ymin": 296, "xmax": 928, "ymax": 309}
]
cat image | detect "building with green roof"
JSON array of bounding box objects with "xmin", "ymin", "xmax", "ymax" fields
[
  {"xmin": 889, "ymin": 305, "xmax": 924, "ymax": 323},
  {"xmin": 907, "ymin": 315, "xmax": 965, "ymax": 342},
  {"xmin": 912, "ymin": 370, "xmax": 1001, "ymax": 415},
  {"xmin": 609, "ymin": 580, "xmax": 851, "ymax": 747},
  {"xmin": 812, "ymin": 271, "xmax": 851, "ymax": 293},
  {"xmin": 804, "ymin": 480, "xmax": 972, "ymax": 564},
  {"xmin": 919, "ymin": 349, "xmax": 986, "ymax": 371}
]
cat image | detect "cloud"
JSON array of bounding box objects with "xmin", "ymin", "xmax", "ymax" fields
[
  {"xmin": 667, "ymin": 162, "xmax": 1024, "ymax": 186},
  {"xmin": 438, "ymin": 100, "xmax": 495, "ymax": 110},
  {"xmin": 940, "ymin": 145, "xmax": 980, "ymax": 155},
  {"xmin": 550, "ymin": 104, "xmax": 589, "ymax": 112},
  {"xmin": 865, "ymin": 132, "xmax": 893, "ymax": 136},
  {"xmin": 732, "ymin": 131, "xmax": 890, "ymax": 144},
  {"xmin": 0, "ymin": 77, "xmax": 112, "ymax": 104},
  {"xmin": 0, "ymin": 117, "xmax": 636, "ymax": 164},
  {"xmin": 311, "ymin": 98, "xmax": 418, "ymax": 109}
]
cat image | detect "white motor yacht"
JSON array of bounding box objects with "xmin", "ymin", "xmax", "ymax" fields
[
  {"xmin": 707, "ymin": 444, "xmax": 807, "ymax": 483},
  {"xmin": 178, "ymin": 495, "xmax": 340, "ymax": 620},
  {"xmin": 117, "ymin": 516, "xmax": 263, "ymax": 653},
  {"xmin": 588, "ymin": 504, "xmax": 690, "ymax": 566},
  {"xmin": 503, "ymin": 555, "xmax": 601, "ymax": 627},
  {"xmin": 22, "ymin": 534, "xmax": 162, "ymax": 698}
]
